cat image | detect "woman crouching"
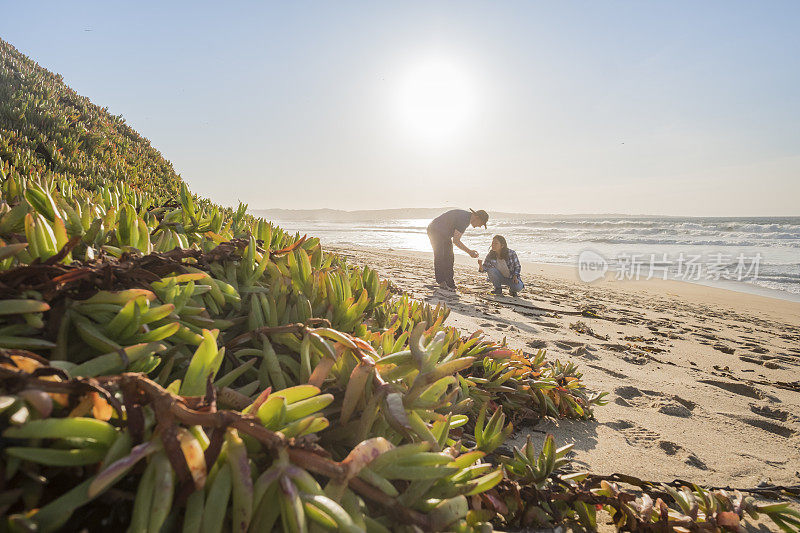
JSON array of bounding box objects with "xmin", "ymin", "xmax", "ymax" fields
[{"xmin": 479, "ymin": 235, "xmax": 524, "ymax": 297}]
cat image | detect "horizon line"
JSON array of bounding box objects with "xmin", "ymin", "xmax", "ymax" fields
[{"xmin": 250, "ymin": 207, "xmax": 800, "ymax": 219}]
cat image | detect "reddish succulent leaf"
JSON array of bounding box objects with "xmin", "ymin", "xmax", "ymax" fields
[
  {"xmin": 341, "ymin": 437, "xmax": 393, "ymax": 478},
  {"xmin": 91, "ymin": 392, "xmax": 113, "ymax": 421},
  {"xmin": 717, "ymin": 512, "xmax": 742, "ymax": 531}
]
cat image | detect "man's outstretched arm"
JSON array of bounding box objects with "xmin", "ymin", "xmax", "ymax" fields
[{"xmin": 452, "ymin": 230, "xmax": 479, "ymax": 258}]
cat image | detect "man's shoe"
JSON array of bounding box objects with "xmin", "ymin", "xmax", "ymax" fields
[
  {"xmin": 491, "ymin": 288, "xmax": 503, "ymax": 296},
  {"xmin": 439, "ymin": 282, "xmax": 455, "ymax": 291},
  {"xmin": 509, "ymin": 290, "xmax": 518, "ymax": 297}
]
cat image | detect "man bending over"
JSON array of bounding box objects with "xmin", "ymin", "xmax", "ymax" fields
[{"xmin": 426, "ymin": 208, "xmax": 489, "ymax": 291}]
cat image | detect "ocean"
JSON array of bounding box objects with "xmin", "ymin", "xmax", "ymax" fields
[{"xmin": 259, "ymin": 213, "xmax": 800, "ymax": 301}]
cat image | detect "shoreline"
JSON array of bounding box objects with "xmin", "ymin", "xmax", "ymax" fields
[
  {"xmin": 268, "ymin": 213, "xmax": 800, "ymax": 303},
  {"xmin": 329, "ymin": 238, "xmax": 800, "ymax": 304},
  {"xmin": 330, "ymin": 244, "xmax": 800, "ymax": 490},
  {"xmin": 334, "ymin": 244, "xmax": 800, "ymax": 321}
]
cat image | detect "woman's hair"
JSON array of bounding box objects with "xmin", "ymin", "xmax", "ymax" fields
[{"xmin": 487, "ymin": 235, "xmax": 509, "ymax": 260}]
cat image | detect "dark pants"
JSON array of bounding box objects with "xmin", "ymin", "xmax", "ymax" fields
[{"xmin": 428, "ymin": 229, "xmax": 455, "ymax": 287}]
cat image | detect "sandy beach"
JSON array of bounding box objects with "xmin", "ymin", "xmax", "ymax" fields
[{"xmin": 332, "ymin": 245, "xmax": 800, "ymax": 491}]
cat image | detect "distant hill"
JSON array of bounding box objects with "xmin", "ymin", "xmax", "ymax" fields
[
  {"xmin": 250, "ymin": 207, "xmax": 466, "ymax": 221},
  {"xmin": 251, "ymin": 208, "xmax": 645, "ymax": 221},
  {"xmin": 0, "ymin": 38, "xmax": 182, "ymax": 195}
]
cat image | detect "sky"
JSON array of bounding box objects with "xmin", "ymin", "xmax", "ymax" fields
[{"xmin": 2, "ymin": 1, "xmax": 799, "ymax": 216}]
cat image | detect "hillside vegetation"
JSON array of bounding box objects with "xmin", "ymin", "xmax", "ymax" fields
[
  {"xmin": 1, "ymin": 39, "xmax": 181, "ymax": 195},
  {"xmin": 0, "ymin": 37, "xmax": 797, "ymax": 532}
]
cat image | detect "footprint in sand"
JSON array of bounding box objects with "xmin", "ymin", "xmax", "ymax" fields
[
  {"xmin": 739, "ymin": 355, "xmax": 770, "ymax": 367},
  {"xmin": 606, "ymin": 420, "xmax": 661, "ymax": 447},
  {"xmin": 621, "ymin": 352, "xmax": 650, "ymax": 365},
  {"xmin": 723, "ymin": 413, "xmax": 796, "ymax": 438},
  {"xmin": 712, "ymin": 343, "xmax": 735, "ymax": 355},
  {"xmin": 657, "ymin": 402, "xmax": 694, "ymax": 417},
  {"xmin": 607, "ymin": 421, "xmax": 709, "ymax": 469},
  {"xmin": 656, "ymin": 441, "xmax": 707, "ymax": 469},
  {"xmin": 742, "ymin": 343, "xmax": 769, "ymax": 354},
  {"xmin": 554, "ymin": 339, "xmax": 586, "ymax": 351},
  {"xmin": 586, "ymin": 364, "xmax": 628, "ymax": 379},
  {"xmin": 699, "ymin": 379, "xmax": 768, "ymax": 400},
  {"xmin": 570, "ymin": 344, "xmax": 599, "ymax": 360},
  {"xmin": 600, "ymin": 342, "xmax": 629, "ymax": 353},
  {"xmin": 614, "ymin": 386, "xmax": 642, "ymax": 400},
  {"xmin": 749, "ymin": 403, "xmax": 792, "ymax": 422},
  {"xmin": 762, "ymin": 359, "xmax": 784, "ymax": 370},
  {"xmin": 613, "ymin": 386, "xmax": 695, "ymax": 417}
]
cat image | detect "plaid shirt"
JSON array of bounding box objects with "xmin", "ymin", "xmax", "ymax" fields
[{"xmin": 483, "ymin": 249, "xmax": 521, "ymax": 278}]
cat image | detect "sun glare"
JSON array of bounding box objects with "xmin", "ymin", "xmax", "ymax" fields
[{"xmin": 395, "ymin": 56, "xmax": 477, "ymax": 144}]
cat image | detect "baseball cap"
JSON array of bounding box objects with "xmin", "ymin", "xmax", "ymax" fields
[{"xmin": 470, "ymin": 209, "xmax": 489, "ymax": 228}]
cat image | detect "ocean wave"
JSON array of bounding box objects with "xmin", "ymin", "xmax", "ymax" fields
[
  {"xmin": 499, "ymin": 228, "xmax": 800, "ymax": 242},
  {"xmin": 494, "ymin": 218, "xmax": 800, "ymax": 230},
  {"xmin": 753, "ymin": 271, "xmax": 800, "ymax": 282},
  {"xmin": 748, "ymin": 279, "xmax": 800, "ymax": 294},
  {"xmin": 574, "ymin": 237, "xmax": 799, "ymax": 247},
  {"xmin": 486, "ymin": 221, "xmax": 800, "ymax": 245}
]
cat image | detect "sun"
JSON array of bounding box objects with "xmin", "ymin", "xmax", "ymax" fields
[{"xmin": 395, "ymin": 56, "xmax": 478, "ymax": 145}]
